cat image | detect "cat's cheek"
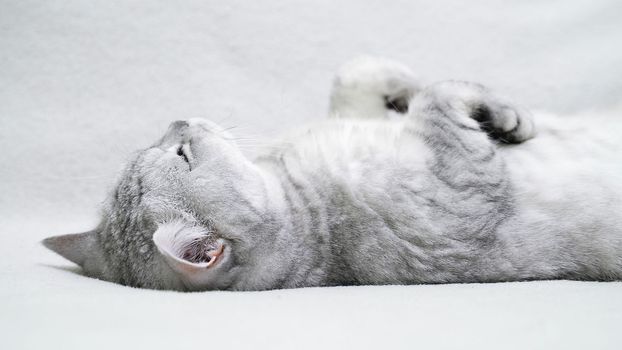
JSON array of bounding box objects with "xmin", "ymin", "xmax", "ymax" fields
[
  {"xmin": 153, "ymin": 255, "xmax": 188, "ymax": 291},
  {"xmin": 186, "ymin": 172, "xmax": 217, "ymax": 198}
]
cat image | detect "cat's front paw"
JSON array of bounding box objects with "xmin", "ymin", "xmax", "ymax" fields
[{"xmin": 473, "ymin": 101, "xmax": 536, "ymax": 143}]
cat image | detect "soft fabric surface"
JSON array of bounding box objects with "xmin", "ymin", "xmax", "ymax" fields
[{"xmin": 1, "ymin": 1, "xmax": 621, "ymax": 348}]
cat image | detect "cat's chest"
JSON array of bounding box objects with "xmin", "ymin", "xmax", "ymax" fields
[{"xmin": 289, "ymin": 120, "xmax": 432, "ymax": 188}]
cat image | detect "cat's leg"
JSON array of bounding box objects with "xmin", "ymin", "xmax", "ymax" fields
[
  {"xmin": 329, "ymin": 56, "xmax": 422, "ymax": 119},
  {"xmin": 404, "ymin": 80, "xmax": 535, "ymax": 232},
  {"xmin": 405, "ymin": 80, "xmax": 536, "ymax": 197},
  {"xmin": 410, "ymin": 81, "xmax": 536, "ymax": 145},
  {"xmin": 402, "ymin": 81, "xmax": 537, "ymax": 281},
  {"xmin": 405, "ymin": 80, "xmax": 537, "ymax": 213}
]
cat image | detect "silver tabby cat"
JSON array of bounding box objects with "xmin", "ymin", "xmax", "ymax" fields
[{"xmin": 44, "ymin": 57, "xmax": 622, "ymax": 291}]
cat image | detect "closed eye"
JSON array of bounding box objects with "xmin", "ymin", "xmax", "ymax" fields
[{"xmin": 176, "ymin": 145, "xmax": 190, "ymax": 164}]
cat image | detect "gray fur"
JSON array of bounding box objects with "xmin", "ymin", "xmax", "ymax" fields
[{"xmin": 44, "ymin": 58, "xmax": 622, "ymax": 291}]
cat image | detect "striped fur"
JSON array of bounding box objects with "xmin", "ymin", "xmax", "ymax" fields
[{"xmin": 43, "ymin": 58, "xmax": 622, "ymax": 290}]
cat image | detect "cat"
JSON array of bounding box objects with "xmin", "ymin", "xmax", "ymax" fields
[{"xmin": 43, "ymin": 56, "xmax": 622, "ymax": 291}]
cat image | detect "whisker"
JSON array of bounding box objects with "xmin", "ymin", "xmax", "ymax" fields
[{"xmin": 221, "ymin": 125, "xmax": 238, "ymax": 132}]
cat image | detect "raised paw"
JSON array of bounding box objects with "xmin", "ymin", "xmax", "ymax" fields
[
  {"xmin": 472, "ymin": 100, "xmax": 536, "ymax": 144},
  {"xmin": 329, "ymin": 56, "xmax": 422, "ymax": 119}
]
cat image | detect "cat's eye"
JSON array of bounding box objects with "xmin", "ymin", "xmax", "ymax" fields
[{"xmin": 176, "ymin": 145, "xmax": 190, "ymax": 163}]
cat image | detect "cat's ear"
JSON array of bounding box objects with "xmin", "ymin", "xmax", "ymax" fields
[
  {"xmin": 152, "ymin": 220, "xmax": 225, "ymax": 288},
  {"xmin": 43, "ymin": 230, "xmax": 101, "ymax": 267}
]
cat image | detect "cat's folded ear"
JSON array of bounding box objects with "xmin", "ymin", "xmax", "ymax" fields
[
  {"xmin": 43, "ymin": 230, "xmax": 101, "ymax": 267},
  {"xmin": 43, "ymin": 231, "xmax": 109, "ymax": 280},
  {"xmin": 153, "ymin": 220, "xmax": 225, "ymax": 289}
]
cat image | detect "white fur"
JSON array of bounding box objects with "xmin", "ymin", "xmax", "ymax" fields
[{"xmin": 329, "ymin": 56, "xmax": 421, "ymax": 119}]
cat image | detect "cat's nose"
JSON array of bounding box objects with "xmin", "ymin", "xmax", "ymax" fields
[
  {"xmin": 166, "ymin": 120, "xmax": 190, "ymax": 138},
  {"xmin": 170, "ymin": 120, "xmax": 189, "ymax": 131},
  {"xmin": 155, "ymin": 120, "xmax": 190, "ymax": 147}
]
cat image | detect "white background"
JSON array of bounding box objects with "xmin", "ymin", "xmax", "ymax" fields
[{"xmin": 1, "ymin": 1, "xmax": 621, "ymax": 349}]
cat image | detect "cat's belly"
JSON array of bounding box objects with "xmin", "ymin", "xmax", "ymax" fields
[
  {"xmin": 293, "ymin": 122, "xmax": 514, "ymax": 284},
  {"xmin": 502, "ymin": 115, "xmax": 622, "ymax": 217},
  {"xmin": 278, "ymin": 114, "xmax": 622, "ymax": 284},
  {"xmin": 497, "ymin": 116, "xmax": 622, "ymax": 279}
]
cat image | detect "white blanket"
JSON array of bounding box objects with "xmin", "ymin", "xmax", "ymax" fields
[{"xmin": 1, "ymin": 1, "xmax": 621, "ymax": 348}]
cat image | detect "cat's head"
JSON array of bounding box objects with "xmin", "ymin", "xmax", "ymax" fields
[{"xmin": 43, "ymin": 119, "xmax": 286, "ymax": 291}]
